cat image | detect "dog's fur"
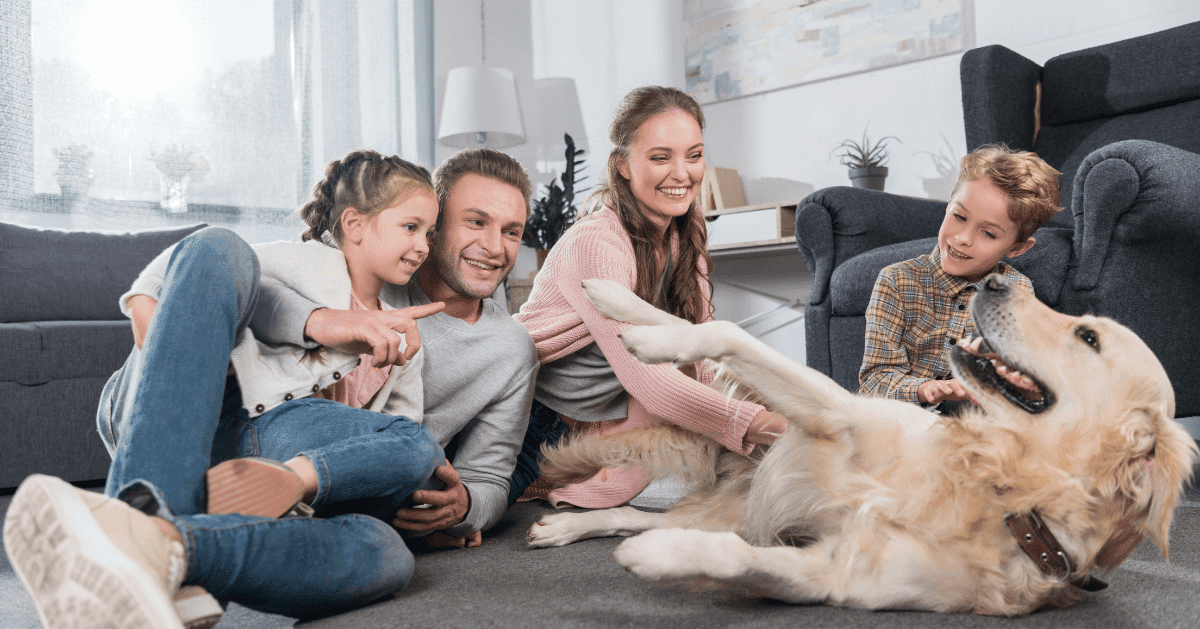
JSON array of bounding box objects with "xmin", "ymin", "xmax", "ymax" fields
[{"xmin": 526, "ymin": 277, "xmax": 1198, "ymax": 615}]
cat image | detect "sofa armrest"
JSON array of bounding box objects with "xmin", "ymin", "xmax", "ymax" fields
[
  {"xmin": 960, "ymin": 45, "xmax": 1042, "ymax": 152},
  {"xmin": 797, "ymin": 187, "xmax": 945, "ymax": 306},
  {"xmin": 1071, "ymin": 140, "xmax": 1200, "ymax": 290}
]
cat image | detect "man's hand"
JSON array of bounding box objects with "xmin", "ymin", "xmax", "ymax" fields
[
  {"xmin": 128, "ymin": 294, "xmax": 158, "ymax": 349},
  {"xmin": 393, "ymin": 463, "xmax": 470, "ymax": 534},
  {"xmin": 303, "ymin": 302, "xmax": 445, "ymax": 366},
  {"xmin": 918, "ymin": 378, "xmax": 977, "ymax": 405}
]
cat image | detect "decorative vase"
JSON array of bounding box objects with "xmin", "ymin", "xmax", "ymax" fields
[
  {"xmin": 849, "ymin": 166, "xmax": 888, "ymax": 191},
  {"xmin": 160, "ymin": 174, "xmax": 189, "ymax": 213}
]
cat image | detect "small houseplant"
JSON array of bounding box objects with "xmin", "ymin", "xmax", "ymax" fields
[
  {"xmin": 523, "ymin": 133, "xmax": 588, "ymax": 267},
  {"xmin": 834, "ymin": 130, "xmax": 900, "ymax": 191}
]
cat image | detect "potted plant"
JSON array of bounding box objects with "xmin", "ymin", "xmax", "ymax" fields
[
  {"xmin": 834, "ymin": 130, "xmax": 900, "ymax": 191},
  {"xmin": 52, "ymin": 144, "xmax": 93, "ymax": 210},
  {"xmin": 150, "ymin": 146, "xmax": 210, "ymax": 213},
  {"xmin": 522, "ymin": 133, "xmax": 588, "ymax": 268}
]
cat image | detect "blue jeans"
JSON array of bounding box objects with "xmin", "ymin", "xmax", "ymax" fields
[
  {"xmin": 96, "ymin": 227, "xmax": 443, "ymax": 617},
  {"xmin": 507, "ymin": 400, "xmax": 569, "ymax": 505}
]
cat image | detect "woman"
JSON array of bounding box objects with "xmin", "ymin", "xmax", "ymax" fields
[{"xmin": 509, "ymin": 86, "xmax": 787, "ymax": 508}]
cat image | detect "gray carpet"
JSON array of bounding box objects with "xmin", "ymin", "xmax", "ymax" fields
[{"xmin": 3, "ymin": 480, "xmax": 1198, "ymax": 629}]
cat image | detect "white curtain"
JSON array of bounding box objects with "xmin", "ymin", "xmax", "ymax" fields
[{"xmin": 0, "ymin": 0, "xmax": 432, "ymax": 243}]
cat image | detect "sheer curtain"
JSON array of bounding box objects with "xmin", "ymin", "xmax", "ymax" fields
[{"xmin": 0, "ymin": 0, "xmax": 432, "ymax": 243}]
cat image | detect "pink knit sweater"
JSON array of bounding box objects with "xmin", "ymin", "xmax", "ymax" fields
[{"xmin": 515, "ymin": 206, "xmax": 762, "ymax": 508}]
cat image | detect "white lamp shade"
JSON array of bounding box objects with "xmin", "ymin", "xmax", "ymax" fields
[
  {"xmin": 530, "ymin": 77, "xmax": 588, "ymax": 162},
  {"xmin": 437, "ymin": 66, "xmax": 526, "ymax": 149}
]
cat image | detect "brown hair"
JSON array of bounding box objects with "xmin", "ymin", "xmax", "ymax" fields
[
  {"xmin": 433, "ymin": 148, "xmax": 533, "ymax": 223},
  {"xmin": 588, "ymin": 85, "xmax": 713, "ymax": 324},
  {"xmin": 952, "ymin": 144, "xmax": 1062, "ymax": 242},
  {"xmin": 299, "ymin": 150, "xmax": 433, "ymax": 245}
]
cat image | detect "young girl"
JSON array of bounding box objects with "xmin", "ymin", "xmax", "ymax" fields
[
  {"xmin": 508, "ymin": 87, "xmax": 788, "ymax": 509},
  {"xmin": 53, "ymin": 150, "xmax": 450, "ymax": 626}
]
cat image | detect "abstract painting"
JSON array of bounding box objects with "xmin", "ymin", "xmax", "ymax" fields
[{"xmin": 685, "ymin": 0, "xmax": 969, "ymax": 104}]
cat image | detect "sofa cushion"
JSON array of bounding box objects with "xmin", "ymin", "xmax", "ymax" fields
[
  {"xmin": 0, "ymin": 221, "xmax": 207, "ymax": 323},
  {"xmin": 1040, "ymin": 22, "xmax": 1200, "ymax": 127},
  {"xmin": 0, "ymin": 321, "xmax": 134, "ymax": 384}
]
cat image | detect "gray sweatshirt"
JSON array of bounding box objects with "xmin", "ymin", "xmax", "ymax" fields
[{"xmin": 257, "ymin": 279, "xmax": 539, "ymax": 537}]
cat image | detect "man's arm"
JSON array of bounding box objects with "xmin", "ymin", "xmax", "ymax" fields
[{"xmin": 394, "ymin": 357, "xmax": 538, "ymax": 539}]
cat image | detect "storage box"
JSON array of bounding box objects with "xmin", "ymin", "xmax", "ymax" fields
[{"xmin": 705, "ymin": 202, "xmax": 797, "ymax": 250}]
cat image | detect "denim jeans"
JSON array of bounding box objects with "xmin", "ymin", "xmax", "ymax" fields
[
  {"xmin": 96, "ymin": 227, "xmax": 443, "ymax": 616},
  {"xmin": 506, "ymin": 399, "xmax": 569, "ymax": 505}
]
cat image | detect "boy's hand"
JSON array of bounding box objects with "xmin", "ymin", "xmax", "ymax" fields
[
  {"xmin": 303, "ymin": 302, "xmax": 445, "ymax": 366},
  {"xmin": 918, "ymin": 378, "xmax": 977, "ymax": 405}
]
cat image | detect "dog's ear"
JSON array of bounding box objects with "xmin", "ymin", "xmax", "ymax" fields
[{"xmin": 1105, "ymin": 403, "xmax": 1199, "ymax": 562}]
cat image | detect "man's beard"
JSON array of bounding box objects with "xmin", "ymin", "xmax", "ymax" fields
[{"xmin": 433, "ymin": 246, "xmax": 506, "ymax": 300}]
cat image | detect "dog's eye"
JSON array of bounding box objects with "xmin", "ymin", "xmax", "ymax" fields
[{"xmin": 1076, "ymin": 326, "xmax": 1100, "ymax": 352}]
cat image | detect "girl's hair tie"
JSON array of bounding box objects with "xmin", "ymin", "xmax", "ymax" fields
[{"xmin": 320, "ymin": 230, "xmax": 339, "ymax": 248}]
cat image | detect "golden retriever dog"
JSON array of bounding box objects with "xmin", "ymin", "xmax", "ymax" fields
[{"xmin": 526, "ymin": 275, "xmax": 1198, "ymax": 615}]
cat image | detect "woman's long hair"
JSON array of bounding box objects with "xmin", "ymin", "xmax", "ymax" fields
[{"xmin": 588, "ymin": 86, "xmax": 713, "ymax": 324}]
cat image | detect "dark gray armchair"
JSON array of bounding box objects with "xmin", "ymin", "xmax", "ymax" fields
[{"xmin": 796, "ymin": 22, "xmax": 1200, "ymax": 416}]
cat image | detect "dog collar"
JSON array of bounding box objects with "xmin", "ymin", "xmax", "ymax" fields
[{"xmin": 1004, "ymin": 511, "xmax": 1108, "ymax": 592}]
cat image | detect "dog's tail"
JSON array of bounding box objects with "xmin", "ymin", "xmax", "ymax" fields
[{"xmin": 538, "ymin": 425, "xmax": 722, "ymax": 488}]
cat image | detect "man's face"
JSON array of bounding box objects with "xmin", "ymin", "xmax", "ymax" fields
[{"xmin": 431, "ymin": 173, "xmax": 527, "ymax": 299}]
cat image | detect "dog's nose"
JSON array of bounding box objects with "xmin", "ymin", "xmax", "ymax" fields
[{"xmin": 982, "ymin": 274, "xmax": 1010, "ymax": 293}]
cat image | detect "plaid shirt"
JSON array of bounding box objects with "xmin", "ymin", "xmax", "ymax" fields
[{"xmin": 859, "ymin": 245, "xmax": 1034, "ymax": 403}]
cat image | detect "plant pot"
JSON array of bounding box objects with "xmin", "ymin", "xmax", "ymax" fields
[{"xmin": 849, "ymin": 167, "xmax": 888, "ymax": 191}]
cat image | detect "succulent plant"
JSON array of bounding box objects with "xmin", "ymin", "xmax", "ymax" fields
[{"xmin": 834, "ymin": 130, "xmax": 900, "ymax": 169}]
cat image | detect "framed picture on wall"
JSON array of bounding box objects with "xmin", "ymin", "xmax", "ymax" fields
[{"xmin": 685, "ymin": 0, "xmax": 973, "ymax": 104}]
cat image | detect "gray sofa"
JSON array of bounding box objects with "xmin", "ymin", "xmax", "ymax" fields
[
  {"xmin": 0, "ymin": 221, "xmax": 206, "ymax": 488},
  {"xmin": 796, "ymin": 23, "xmax": 1200, "ymax": 418}
]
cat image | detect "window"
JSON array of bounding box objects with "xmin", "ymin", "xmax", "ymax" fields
[{"xmin": 1, "ymin": 0, "xmax": 432, "ymax": 242}]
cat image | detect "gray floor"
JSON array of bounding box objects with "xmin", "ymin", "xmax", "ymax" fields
[{"xmin": 3, "ymin": 477, "xmax": 1199, "ymax": 629}]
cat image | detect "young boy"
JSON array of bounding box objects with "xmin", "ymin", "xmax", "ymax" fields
[{"xmin": 859, "ymin": 144, "xmax": 1062, "ymax": 408}]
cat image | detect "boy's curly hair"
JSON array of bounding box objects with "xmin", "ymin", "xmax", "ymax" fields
[{"xmin": 953, "ymin": 144, "xmax": 1063, "ymax": 242}]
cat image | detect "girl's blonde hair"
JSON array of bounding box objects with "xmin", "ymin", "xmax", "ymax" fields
[
  {"xmin": 953, "ymin": 144, "xmax": 1063, "ymax": 242},
  {"xmin": 299, "ymin": 150, "xmax": 433, "ymax": 245},
  {"xmin": 589, "ymin": 85, "xmax": 713, "ymax": 324}
]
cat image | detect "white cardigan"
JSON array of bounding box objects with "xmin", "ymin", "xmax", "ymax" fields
[{"xmin": 121, "ymin": 239, "xmax": 422, "ymax": 421}]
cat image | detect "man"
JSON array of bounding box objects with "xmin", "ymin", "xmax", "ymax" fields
[{"xmin": 300, "ymin": 148, "xmax": 538, "ymax": 547}]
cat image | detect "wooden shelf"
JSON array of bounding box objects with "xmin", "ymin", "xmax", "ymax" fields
[{"xmin": 708, "ymin": 236, "xmax": 798, "ymax": 259}]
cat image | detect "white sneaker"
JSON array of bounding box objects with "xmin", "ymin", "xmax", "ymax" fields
[
  {"xmin": 3, "ymin": 474, "xmax": 187, "ymax": 629},
  {"xmin": 174, "ymin": 585, "xmax": 225, "ymax": 629}
]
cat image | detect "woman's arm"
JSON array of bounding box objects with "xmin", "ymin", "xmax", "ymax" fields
[{"xmin": 552, "ymin": 230, "xmax": 762, "ymax": 453}]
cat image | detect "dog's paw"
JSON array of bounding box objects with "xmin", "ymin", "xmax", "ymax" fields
[
  {"xmin": 613, "ymin": 529, "xmax": 750, "ymax": 582},
  {"xmin": 526, "ymin": 512, "xmax": 588, "ymax": 548}
]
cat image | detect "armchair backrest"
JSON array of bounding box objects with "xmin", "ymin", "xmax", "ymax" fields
[{"xmin": 961, "ymin": 22, "xmax": 1200, "ymax": 221}]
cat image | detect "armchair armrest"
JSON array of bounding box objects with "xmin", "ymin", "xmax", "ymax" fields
[
  {"xmin": 796, "ymin": 187, "xmax": 945, "ymax": 306},
  {"xmin": 960, "ymin": 45, "xmax": 1042, "ymax": 152},
  {"xmin": 1071, "ymin": 140, "xmax": 1200, "ymax": 290}
]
